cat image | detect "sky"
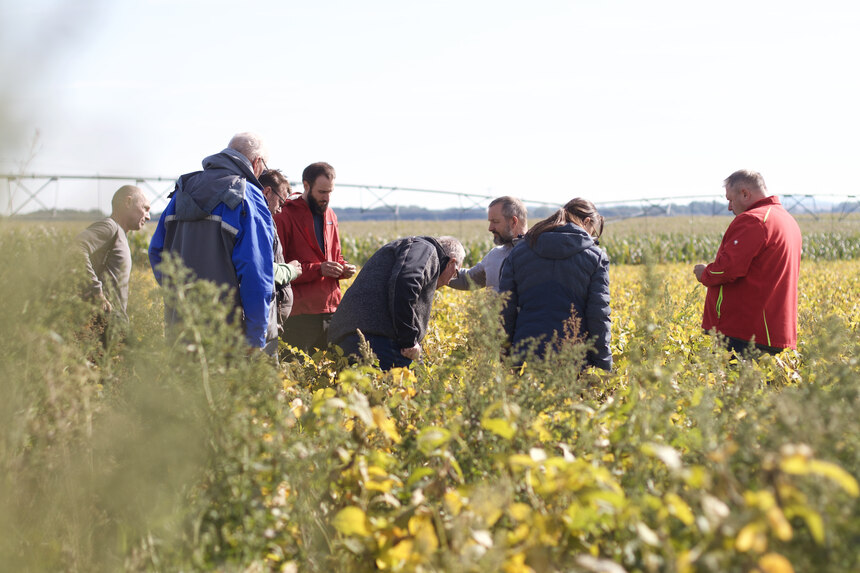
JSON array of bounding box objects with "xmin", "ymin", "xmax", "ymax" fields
[{"xmin": 2, "ymin": 0, "xmax": 859, "ymax": 214}]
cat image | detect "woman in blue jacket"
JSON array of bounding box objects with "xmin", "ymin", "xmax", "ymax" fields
[{"xmin": 499, "ymin": 198, "xmax": 611, "ymax": 370}]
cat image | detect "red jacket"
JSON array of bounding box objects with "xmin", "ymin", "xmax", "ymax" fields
[
  {"xmin": 274, "ymin": 197, "xmax": 347, "ymax": 316},
  {"xmin": 700, "ymin": 196, "xmax": 802, "ymax": 349}
]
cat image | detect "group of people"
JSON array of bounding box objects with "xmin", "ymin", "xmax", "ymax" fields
[{"xmin": 77, "ymin": 131, "xmax": 802, "ymax": 371}]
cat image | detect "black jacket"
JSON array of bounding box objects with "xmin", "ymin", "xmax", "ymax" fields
[{"xmin": 328, "ymin": 236, "xmax": 449, "ymax": 349}]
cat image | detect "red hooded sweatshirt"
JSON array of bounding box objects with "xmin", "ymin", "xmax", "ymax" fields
[
  {"xmin": 274, "ymin": 197, "xmax": 347, "ymax": 316},
  {"xmin": 699, "ymin": 196, "xmax": 802, "ymax": 349}
]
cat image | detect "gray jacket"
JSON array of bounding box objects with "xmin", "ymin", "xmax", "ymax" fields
[
  {"xmin": 328, "ymin": 236, "xmax": 450, "ymax": 349},
  {"xmin": 447, "ymin": 239, "xmax": 519, "ymax": 292},
  {"xmin": 77, "ymin": 217, "xmax": 131, "ymax": 318}
]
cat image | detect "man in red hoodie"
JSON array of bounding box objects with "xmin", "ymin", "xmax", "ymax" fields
[
  {"xmin": 274, "ymin": 162, "xmax": 356, "ymax": 352},
  {"xmin": 694, "ymin": 170, "xmax": 802, "ymax": 356}
]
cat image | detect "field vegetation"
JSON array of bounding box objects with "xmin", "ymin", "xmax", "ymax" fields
[{"xmin": 1, "ymin": 216, "xmax": 859, "ymax": 572}]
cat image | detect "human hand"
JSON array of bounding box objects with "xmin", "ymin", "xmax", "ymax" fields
[
  {"xmin": 320, "ymin": 261, "xmax": 344, "ymax": 278},
  {"xmin": 288, "ymin": 259, "xmax": 303, "ymax": 279},
  {"xmin": 400, "ymin": 343, "xmax": 422, "ymax": 361},
  {"xmin": 340, "ymin": 263, "xmax": 357, "ymax": 279},
  {"xmin": 99, "ymin": 293, "xmax": 112, "ymax": 314},
  {"xmin": 693, "ymin": 264, "xmax": 706, "ymax": 283}
]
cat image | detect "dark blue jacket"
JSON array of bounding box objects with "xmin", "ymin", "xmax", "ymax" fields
[
  {"xmin": 149, "ymin": 148, "xmax": 274, "ymax": 348},
  {"xmin": 499, "ymin": 223, "xmax": 611, "ymax": 370}
]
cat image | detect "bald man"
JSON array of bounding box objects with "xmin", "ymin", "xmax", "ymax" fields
[{"xmin": 77, "ymin": 185, "xmax": 151, "ymax": 319}]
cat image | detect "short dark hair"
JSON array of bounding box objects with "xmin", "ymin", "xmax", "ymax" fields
[
  {"xmin": 489, "ymin": 196, "xmax": 527, "ymax": 222},
  {"xmin": 302, "ymin": 162, "xmax": 336, "ymax": 186},
  {"xmin": 259, "ymin": 169, "xmax": 291, "ymax": 194}
]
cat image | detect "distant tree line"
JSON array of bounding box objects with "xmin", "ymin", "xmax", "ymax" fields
[{"xmin": 7, "ymin": 197, "xmax": 836, "ymax": 222}]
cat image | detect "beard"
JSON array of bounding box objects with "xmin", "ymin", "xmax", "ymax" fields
[
  {"xmin": 308, "ymin": 195, "xmax": 327, "ymax": 215},
  {"xmin": 493, "ymin": 230, "xmax": 514, "ymax": 246}
]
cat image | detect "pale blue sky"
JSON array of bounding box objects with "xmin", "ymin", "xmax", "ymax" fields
[{"xmin": 2, "ymin": 0, "xmax": 859, "ymax": 213}]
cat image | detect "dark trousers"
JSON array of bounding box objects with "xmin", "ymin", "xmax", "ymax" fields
[
  {"xmin": 333, "ymin": 333, "xmax": 413, "ymax": 371},
  {"xmin": 725, "ymin": 336, "xmax": 783, "ymax": 357},
  {"xmin": 281, "ymin": 313, "xmax": 332, "ymax": 353}
]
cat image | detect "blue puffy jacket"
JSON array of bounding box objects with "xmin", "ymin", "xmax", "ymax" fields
[
  {"xmin": 499, "ymin": 222, "xmax": 611, "ymax": 370},
  {"xmin": 149, "ymin": 148, "xmax": 275, "ymax": 348}
]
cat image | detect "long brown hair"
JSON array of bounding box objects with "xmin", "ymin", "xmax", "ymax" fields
[{"xmin": 525, "ymin": 197, "xmax": 604, "ymax": 247}]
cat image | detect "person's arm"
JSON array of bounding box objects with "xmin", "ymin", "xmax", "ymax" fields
[
  {"xmin": 447, "ymin": 260, "xmax": 486, "ymax": 290},
  {"xmin": 148, "ymin": 201, "xmax": 174, "ymax": 285},
  {"xmin": 77, "ymin": 219, "xmax": 118, "ymax": 310},
  {"xmin": 273, "ymin": 260, "xmax": 301, "ymax": 286},
  {"xmin": 584, "ymin": 253, "xmax": 612, "ymax": 371},
  {"xmin": 389, "ymin": 240, "xmax": 437, "ymax": 349},
  {"xmin": 232, "ymin": 199, "xmax": 275, "ymax": 348},
  {"xmin": 696, "ymin": 216, "xmax": 766, "ymax": 287},
  {"xmin": 498, "ymin": 255, "xmax": 518, "ymax": 342}
]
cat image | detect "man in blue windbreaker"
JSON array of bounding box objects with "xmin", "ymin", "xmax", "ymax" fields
[{"xmin": 149, "ymin": 132, "xmax": 275, "ymax": 349}]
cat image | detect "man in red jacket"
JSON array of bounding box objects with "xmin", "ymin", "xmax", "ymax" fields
[
  {"xmin": 694, "ymin": 170, "xmax": 802, "ymax": 356},
  {"xmin": 274, "ymin": 162, "xmax": 356, "ymax": 352}
]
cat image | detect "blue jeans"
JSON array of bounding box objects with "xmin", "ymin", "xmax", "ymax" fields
[{"xmin": 334, "ymin": 333, "xmax": 413, "ymax": 371}]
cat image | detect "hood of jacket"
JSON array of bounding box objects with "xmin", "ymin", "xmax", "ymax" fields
[
  {"xmin": 530, "ymin": 223, "xmax": 596, "ymax": 260},
  {"xmin": 173, "ymin": 148, "xmax": 262, "ymax": 221}
]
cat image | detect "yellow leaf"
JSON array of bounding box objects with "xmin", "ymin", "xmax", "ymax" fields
[
  {"xmin": 376, "ymin": 539, "xmax": 413, "ymax": 570},
  {"xmin": 736, "ymin": 523, "xmax": 764, "ymax": 553},
  {"xmin": 506, "ymin": 523, "xmax": 531, "ymax": 545},
  {"xmin": 531, "ymin": 418, "xmax": 553, "ymax": 442},
  {"xmin": 807, "ymin": 460, "xmax": 860, "ymax": 497},
  {"xmin": 780, "ymin": 453, "xmax": 811, "ymax": 475},
  {"xmin": 508, "ymin": 502, "xmax": 532, "ymax": 522},
  {"xmin": 744, "ymin": 490, "xmax": 776, "ymax": 511},
  {"xmin": 766, "ymin": 507, "xmax": 793, "ymax": 541},
  {"xmin": 508, "ymin": 454, "xmax": 536, "ymax": 469},
  {"xmin": 372, "ymin": 406, "xmax": 402, "ymax": 444},
  {"xmin": 444, "ymin": 489, "xmax": 464, "ymax": 516},
  {"xmin": 757, "ymin": 552, "xmax": 795, "ymax": 573},
  {"xmin": 408, "ymin": 515, "xmax": 439, "ymax": 556},
  {"xmin": 676, "ymin": 550, "xmax": 694, "ymax": 573},
  {"xmin": 482, "ymin": 417, "xmax": 517, "ymax": 439},
  {"xmin": 503, "ymin": 551, "xmax": 535, "ymax": 573},
  {"xmin": 785, "ymin": 506, "xmax": 825, "ymax": 544},
  {"xmin": 332, "ymin": 506, "xmax": 371, "ymax": 537},
  {"xmin": 665, "ymin": 493, "xmax": 695, "ymax": 526}
]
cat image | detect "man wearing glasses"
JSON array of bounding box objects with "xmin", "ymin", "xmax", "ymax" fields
[
  {"xmin": 149, "ymin": 132, "xmax": 275, "ymax": 350},
  {"xmin": 259, "ymin": 169, "xmax": 302, "ymax": 356}
]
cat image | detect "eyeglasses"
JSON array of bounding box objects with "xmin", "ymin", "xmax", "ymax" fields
[
  {"xmin": 266, "ymin": 188, "xmax": 287, "ymax": 209},
  {"xmin": 258, "ymin": 156, "xmax": 269, "ymax": 173}
]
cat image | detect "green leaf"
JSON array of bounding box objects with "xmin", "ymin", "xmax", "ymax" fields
[{"xmin": 417, "ymin": 426, "xmax": 452, "ymax": 455}]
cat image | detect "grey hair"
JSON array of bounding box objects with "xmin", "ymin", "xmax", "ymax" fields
[
  {"xmin": 724, "ymin": 169, "xmax": 767, "ymax": 194},
  {"xmin": 489, "ymin": 195, "xmax": 528, "ymax": 223},
  {"xmin": 437, "ymin": 236, "xmax": 465, "ymax": 266},
  {"xmin": 228, "ymin": 132, "xmax": 267, "ymax": 163}
]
